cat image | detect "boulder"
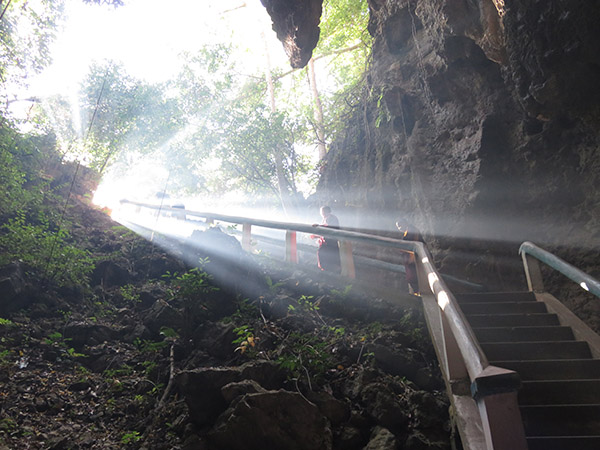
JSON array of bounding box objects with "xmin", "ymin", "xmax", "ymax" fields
[
  {"xmin": 177, "ymin": 366, "xmax": 240, "ymax": 426},
  {"xmin": 360, "ymin": 383, "xmax": 410, "ymax": 431},
  {"xmin": 143, "ymin": 299, "xmax": 183, "ymax": 335},
  {"xmin": 307, "ymin": 390, "xmax": 351, "ymax": 426},
  {"xmin": 363, "ymin": 426, "xmax": 398, "ymax": 450},
  {"xmin": 176, "ymin": 361, "xmax": 286, "ymax": 426},
  {"xmin": 90, "ymin": 260, "xmax": 130, "ymax": 287},
  {"xmin": 334, "ymin": 425, "xmax": 364, "ymax": 450},
  {"xmin": 186, "ymin": 227, "xmax": 265, "ymax": 298},
  {"xmin": 370, "ymin": 343, "xmax": 420, "ymax": 380},
  {"xmin": 221, "ymin": 380, "xmax": 266, "ymax": 404},
  {"xmin": 63, "ymin": 322, "xmax": 115, "ymax": 349},
  {"xmin": 209, "ymin": 390, "xmax": 333, "ymax": 450},
  {"xmin": 0, "ymin": 262, "xmax": 28, "ymax": 313}
]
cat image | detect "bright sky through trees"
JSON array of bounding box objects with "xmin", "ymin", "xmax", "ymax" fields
[
  {"xmin": 6, "ymin": 0, "xmax": 370, "ymax": 219},
  {"xmin": 13, "ymin": 0, "xmax": 297, "ymax": 213},
  {"xmin": 23, "ymin": 0, "xmax": 286, "ymax": 99}
]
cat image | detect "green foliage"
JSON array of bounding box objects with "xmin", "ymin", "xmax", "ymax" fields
[
  {"xmin": 223, "ymin": 298, "xmax": 259, "ymax": 327},
  {"xmin": 0, "ymin": 1, "xmax": 63, "ymax": 103},
  {"xmin": 141, "ymin": 360, "xmax": 157, "ymax": 377},
  {"xmin": 276, "ymin": 332, "xmax": 332, "ymax": 382},
  {"xmin": 104, "ymin": 365, "xmax": 134, "ymax": 379},
  {"xmin": 159, "ymin": 326, "xmax": 178, "ymax": 339},
  {"xmin": 164, "ymin": 266, "xmax": 218, "ymax": 302},
  {"xmin": 43, "ymin": 331, "xmax": 84, "ymax": 358},
  {"xmin": 121, "ymin": 431, "xmax": 141, "ymax": 444},
  {"xmin": 288, "ymin": 295, "xmax": 319, "ymax": 313},
  {"xmin": 66, "ymin": 347, "xmax": 86, "ymax": 358},
  {"xmin": 0, "ymin": 127, "xmax": 53, "ymax": 218},
  {"xmin": 0, "ymin": 129, "xmax": 93, "ymax": 290},
  {"xmin": 43, "ymin": 332, "xmax": 67, "ymax": 346},
  {"xmin": 319, "ymin": 0, "xmax": 371, "ymax": 55},
  {"xmin": 327, "ymin": 325, "xmax": 346, "ymax": 337},
  {"xmin": 120, "ymin": 284, "xmax": 141, "ymax": 303},
  {"xmin": 0, "ymin": 318, "xmax": 16, "ymax": 327},
  {"xmin": 265, "ymin": 276, "xmax": 284, "ymax": 292},
  {"xmin": 0, "ymin": 349, "xmax": 11, "ymax": 364},
  {"xmin": 0, "ymin": 213, "xmax": 94, "ymax": 287},
  {"xmin": 0, "ymin": 418, "xmax": 17, "ymax": 434},
  {"xmin": 75, "ymin": 61, "xmax": 183, "ymax": 172},
  {"xmin": 134, "ymin": 338, "xmax": 168, "ymax": 354},
  {"xmin": 330, "ymin": 284, "xmax": 353, "ymax": 300},
  {"xmin": 233, "ymin": 325, "xmax": 258, "ymax": 356}
]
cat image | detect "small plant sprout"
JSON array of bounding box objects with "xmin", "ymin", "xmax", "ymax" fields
[
  {"xmin": 0, "ymin": 318, "xmax": 16, "ymax": 327},
  {"xmin": 233, "ymin": 326, "xmax": 259, "ymax": 355},
  {"xmin": 331, "ymin": 284, "xmax": 353, "ymax": 299},
  {"xmin": 121, "ymin": 431, "xmax": 142, "ymax": 444},
  {"xmin": 265, "ymin": 276, "xmax": 284, "ymax": 292}
]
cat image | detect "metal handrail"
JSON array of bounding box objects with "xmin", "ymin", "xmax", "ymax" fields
[
  {"xmin": 413, "ymin": 242, "xmax": 489, "ymax": 379},
  {"xmin": 519, "ymin": 241, "xmax": 600, "ymax": 298},
  {"xmin": 120, "ymin": 199, "xmax": 526, "ymax": 448},
  {"xmin": 121, "ymin": 200, "xmax": 492, "ymax": 376}
]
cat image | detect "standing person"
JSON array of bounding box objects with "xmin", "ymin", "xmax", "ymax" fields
[
  {"xmin": 395, "ymin": 219, "xmax": 424, "ymax": 294},
  {"xmin": 311, "ymin": 206, "xmax": 341, "ymax": 273}
]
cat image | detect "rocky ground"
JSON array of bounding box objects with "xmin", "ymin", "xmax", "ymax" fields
[{"xmin": 0, "ymin": 191, "xmax": 455, "ymax": 449}]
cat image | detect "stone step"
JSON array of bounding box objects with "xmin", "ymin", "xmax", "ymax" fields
[
  {"xmin": 521, "ymin": 404, "xmax": 600, "ymax": 436},
  {"xmin": 466, "ymin": 313, "xmax": 560, "ymax": 327},
  {"xmin": 481, "ymin": 341, "xmax": 592, "ymax": 361},
  {"xmin": 473, "ymin": 326, "xmax": 574, "ymax": 343},
  {"xmin": 455, "ymin": 291, "xmax": 537, "ymax": 303},
  {"xmin": 460, "ymin": 301, "xmax": 547, "ymax": 315},
  {"xmin": 526, "ymin": 436, "xmax": 600, "ymax": 450},
  {"xmin": 491, "ymin": 359, "xmax": 600, "ymax": 381},
  {"xmin": 520, "ymin": 380, "xmax": 600, "ymax": 405}
]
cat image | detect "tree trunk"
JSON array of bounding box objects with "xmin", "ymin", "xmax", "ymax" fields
[
  {"xmin": 262, "ymin": 31, "xmax": 296, "ymax": 215},
  {"xmin": 307, "ymin": 57, "xmax": 327, "ymax": 161}
]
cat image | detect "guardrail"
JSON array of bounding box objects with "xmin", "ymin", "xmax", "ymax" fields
[
  {"xmin": 520, "ymin": 241, "xmax": 600, "ymax": 298},
  {"xmin": 119, "ymin": 200, "xmax": 526, "ymax": 449}
]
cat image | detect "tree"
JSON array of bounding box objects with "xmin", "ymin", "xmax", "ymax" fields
[
  {"xmin": 0, "ymin": 0, "xmax": 65, "ymax": 111},
  {"xmin": 77, "ymin": 61, "xmax": 182, "ymax": 173},
  {"xmin": 266, "ymin": 0, "xmax": 371, "ymax": 166}
]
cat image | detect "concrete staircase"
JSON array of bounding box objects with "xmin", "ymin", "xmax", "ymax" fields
[{"xmin": 455, "ymin": 291, "xmax": 600, "ymax": 450}]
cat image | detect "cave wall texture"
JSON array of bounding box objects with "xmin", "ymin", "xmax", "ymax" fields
[{"xmin": 263, "ymin": 1, "xmax": 600, "ymax": 318}]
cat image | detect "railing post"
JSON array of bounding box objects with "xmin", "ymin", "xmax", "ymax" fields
[
  {"xmin": 285, "ymin": 230, "xmax": 298, "ymax": 263},
  {"xmin": 472, "ymin": 367, "xmax": 527, "ymax": 450},
  {"xmin": 339, "ymin": 241, "xmax": 355, "ymax": 279},
  {"xmin": 242, "ymin": 223, "xmax": 252, "ymax": 251},
  {"xmin": 521, "ymin": 252, "xmax": 545, "ymax": 292},
  {"xmin": 476, "ymin": 392, "xmax": 527, "ymax": 450}
]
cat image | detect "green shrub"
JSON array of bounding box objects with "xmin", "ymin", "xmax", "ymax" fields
[{"xmin": 0, "ymin": 213, "xmax": 94, "ymax": 287}]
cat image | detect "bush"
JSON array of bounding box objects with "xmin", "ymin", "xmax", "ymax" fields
[{"xmin": 0, "ymin": 213, "xmax": 94, "ymax": 287}]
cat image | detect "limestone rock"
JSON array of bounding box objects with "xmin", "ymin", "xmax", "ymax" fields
[
  {"xmin": 260, "ymin": 0, "xmax": 323, "ymax": 68},
  {"xmin": 63, "ymin": 321, "xmax": 115, "ymax": 349},
  {"xmin": 176, "ymin": 361, "xmax": 287, "ymax": 426},
  {"xmin": 363, "ymin": 426, "xmax": 398, "ymax": 450},
  {"xmin": 209, "ymin": 390, "xmax": 333, "ymax": 450},
  {"xmin": 0, "ymin": 262, "xmax": 27, "ymax": 314}
]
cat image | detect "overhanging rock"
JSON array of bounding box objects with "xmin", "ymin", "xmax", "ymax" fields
[{"xmin": 260, "ymin": 0, "xmax": 323, "ymax": 68}]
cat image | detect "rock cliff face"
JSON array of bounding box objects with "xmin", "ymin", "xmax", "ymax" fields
[
  {"xmin": 308, "ymin": 0, "xmax": 600, "ymax": 291},
  {"xmin": 262, "ymin": 1, "xmax": 600, "ymax": 324}
]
